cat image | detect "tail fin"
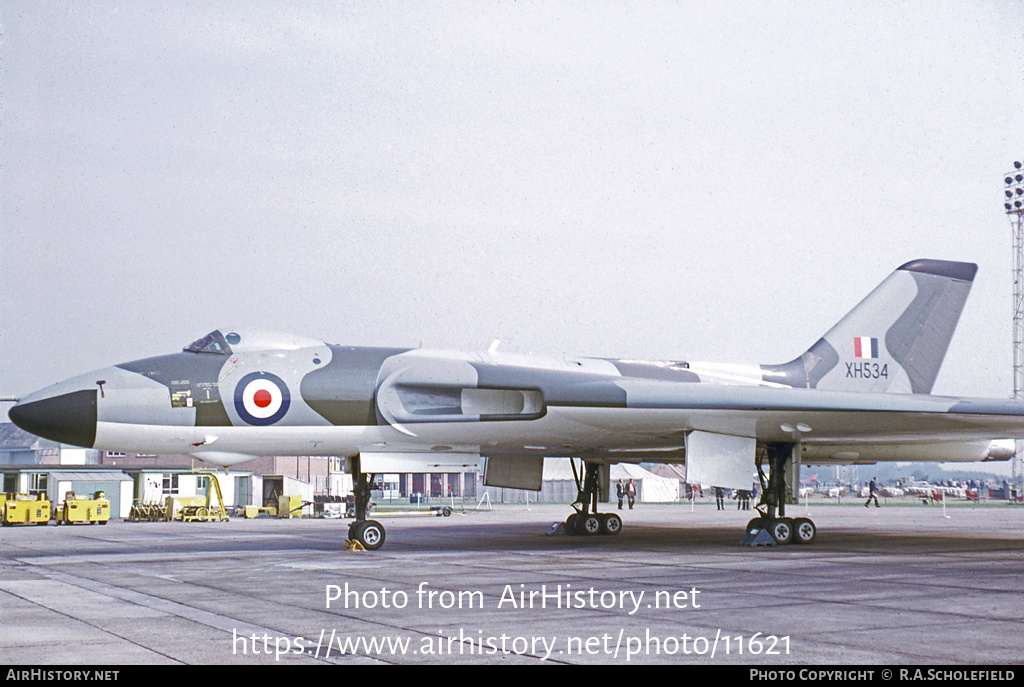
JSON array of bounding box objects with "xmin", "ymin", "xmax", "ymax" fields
[{"xmin": 761, "ymin": 259, "xmax": 977, "ymax": 394}]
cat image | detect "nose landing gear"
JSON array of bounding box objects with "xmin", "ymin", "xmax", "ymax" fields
[{"xmin": 346, "ymin": 457, "xmax": 386, "ymax": 550}]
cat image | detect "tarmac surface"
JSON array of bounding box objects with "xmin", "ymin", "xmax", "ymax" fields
[{"xmin": 2, "ymin": 499, "xmax": 1023, "ymax": 666}]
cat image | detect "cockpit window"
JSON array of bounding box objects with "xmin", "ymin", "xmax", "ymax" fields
[{"xmin": 184, "ymin": 330, "xmax": 232, "ymax": 355}]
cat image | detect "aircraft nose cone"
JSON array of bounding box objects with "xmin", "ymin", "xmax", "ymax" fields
[{"xmin": 8, "ymin": 389, "xmax": 98, "ymax": 448}]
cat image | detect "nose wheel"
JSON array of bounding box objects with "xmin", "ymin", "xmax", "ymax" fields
[
  {"xmin": 345, "ymin": 457, "xmax": 387, "ymax": 550},
  {"xmin": 348, "ymin": 519, "xmax": 386, "ymax": 550}
]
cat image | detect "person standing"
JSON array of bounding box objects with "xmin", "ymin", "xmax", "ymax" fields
[
  {"xmin": 627, "ymin": 479, "xmax": 637, "ymax": 510},
  {"xmin": 616, "ymin": 479, "xmax": 625, "ymax": 510},
  {"xmin": 715, "ymin": 486, "xmax": 725, "ymax": 510}
]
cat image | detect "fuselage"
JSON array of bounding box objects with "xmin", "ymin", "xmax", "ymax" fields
[{"xmin": 8, "ymin": 327, "xmax": 1021, "ymax": 468}]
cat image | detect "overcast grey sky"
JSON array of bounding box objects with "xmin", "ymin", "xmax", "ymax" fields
[{"xmin": 3, "ymin": 2, "xmax": 1024, "ymax": 471}]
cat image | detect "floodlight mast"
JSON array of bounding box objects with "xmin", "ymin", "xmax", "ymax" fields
[{"xmin": 1004, "ymin": 161, "xmax": 1024, "ymax": 498}]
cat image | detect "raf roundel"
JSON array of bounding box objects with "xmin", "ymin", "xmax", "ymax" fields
[{"xmin": 234, "ymin": 372, "xmax": 291, "ymax": 426}]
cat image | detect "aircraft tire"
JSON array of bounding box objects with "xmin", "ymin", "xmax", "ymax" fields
[
  {"xmin": 792, "ymin": 517, "xmax": 816, "ymax": 544},
  {"xmin": 770, "ymin": 518, "xmax": 794, "ymax": 545},
  {"xmin": 575, "ymin": 513, "xmax": 602, "ymax": 536},
  {"xmin": 351, "ymin": 520, "xmax": 386, "ymax": 550},
  {"xmin": 746, "ymin": 517, "xmax": 766, "ymax": 534},
  {"xmin": 601, "ymin": 513, "xmax": 622, "ymax": 535},
  {"xmin": 565, "ymin": 513, "xmax": 578, "ymax": 531}
]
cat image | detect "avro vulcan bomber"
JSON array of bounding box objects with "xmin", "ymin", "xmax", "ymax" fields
[{"xmin": 10, "ymin": 260, "xmax": 1018, "ymax": 549}]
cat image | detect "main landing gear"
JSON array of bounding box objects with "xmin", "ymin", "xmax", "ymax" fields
[
  {"xmin": 745, "ymin": 443, "xmax": 816, "ymax": 546},
  {"xmin": 745, "ymin": 513, "xmax": 817, "ymax": 545},
  {"xmin": 347, "ymin": 457, "xmax": 386, "ymax": 551},
  {"xmin": 564, "ymin": 460, "xmax": 622, "ymax": 536}
]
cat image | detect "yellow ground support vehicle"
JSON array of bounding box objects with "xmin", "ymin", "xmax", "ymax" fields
[
  {"xmin": 54, "ymin": 491, "xmax": 110, "ymax": 525},
  {"xmin": 178, "ymin": 472, "xmax": 229, "ymax": 523},
  {"xmin": 0, "ymin": 493, "xmax": 51, "ymax": 526},
  {"xmin": 165, "ymin": 495, "xmax": 206, "ymax": 520}
]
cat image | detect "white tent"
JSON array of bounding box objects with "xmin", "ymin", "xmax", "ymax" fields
[
  {"xmin": 541, "ymin": 459, "xmax": 680, "ymax": 503},
  {"xmin": 480, "ymin": 458, "xmax": 681, "ymax": 504}
]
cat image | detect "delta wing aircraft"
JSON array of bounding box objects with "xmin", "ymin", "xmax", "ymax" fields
[{"xmin": 8, "ymin": 259, "xmax": 1021, "ymax": 549}]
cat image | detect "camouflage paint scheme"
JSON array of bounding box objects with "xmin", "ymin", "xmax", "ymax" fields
[{"xmin": 9, "ymin": 260, "xmax": 1021, "ymax": 471}]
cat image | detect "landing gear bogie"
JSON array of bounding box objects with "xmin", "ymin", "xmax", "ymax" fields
[
  {"xmin": 743, "ymin": 442, "xmax": 819, "ymax": 547},
  {"xmin": 743, "ymin": 515, "xmax": 815, "ymax": 546},
  {"xmin": 566, "ymin": 510, "xmax": 622, "ymax": 536},
  {"xmin": 564, "ymin": 459, "xmax": 624, "ymax": 537}
]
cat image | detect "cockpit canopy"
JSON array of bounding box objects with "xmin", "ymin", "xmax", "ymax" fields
[
  {"xmin": 184, "ymin": 328, "xmax": 325, "ymax": 355},
  {"xmin": 185, "ymin": 331, "xmax": 232, "ymax": 355}
]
